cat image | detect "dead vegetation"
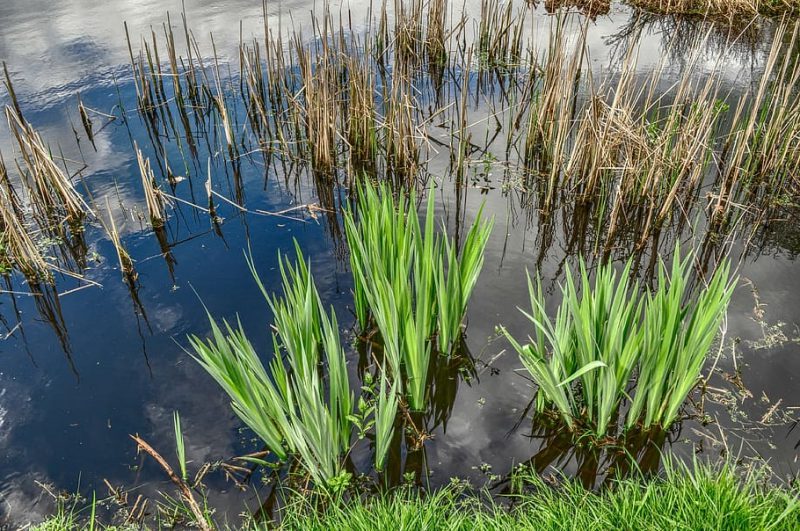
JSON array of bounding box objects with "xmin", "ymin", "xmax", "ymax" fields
[
  {"xmin": 1, "ymin": 1, "xmax": 799, "ymax": 284},
  {"xmin": 628, "ymin": 0, "xmax": 800, "ymax": 19}
]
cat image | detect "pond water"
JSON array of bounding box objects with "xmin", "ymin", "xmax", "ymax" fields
[{"xmin": 0, "ymin": 0, "xmax": 798, "ymax": 526}]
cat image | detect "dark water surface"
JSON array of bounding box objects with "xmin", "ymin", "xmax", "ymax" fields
[{"xmin": 0, "ymin": 0, "xmax": 798, "ymax": 526}]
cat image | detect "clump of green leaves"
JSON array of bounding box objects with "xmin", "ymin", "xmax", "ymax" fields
[
  {"xmin": 189, "ymin": 243, "xmax": 355, "ymax": 488},
  {"xmin": 502, "ymin": 245, "xmax": 736, "ymax": 437},
  {"xmin": 344, "ymin": 183, "xmax": 492, "ymax": 411},
  {"xmin": 173, "ymin": 411, "xmax": 187, "ymax": 482}
]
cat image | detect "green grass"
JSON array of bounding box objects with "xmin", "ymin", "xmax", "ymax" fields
[
  {"xmin": 275, "ymin": 461, "xmax": 799, "ymax": 530},
  {"xmin": 502, "ymin": 245, "xmax": 736, "ymax": 437},
  {"xmin": 29, "ymin": 461, "xmax": 800, "ymax": 530},
  {"xmin": 29, "ymin": 493, "xmax": 135, "ymax": 531}
]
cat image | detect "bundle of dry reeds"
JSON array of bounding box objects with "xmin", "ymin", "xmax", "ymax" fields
[
  {"xmin": 5, "ymin": 105, "xmax": 90, "ymax": 230},
  {"xmin": 134, "ymin": 142, "xmax": 169, "ymax": 228}
]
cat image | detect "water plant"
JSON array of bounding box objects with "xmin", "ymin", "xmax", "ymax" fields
[
  {"xmin": 173, "ymin": 411, "xmax": 187, "ymax": 482},
  {"xmin": 188, "ymin": 180, "xmax": 488, "ymax": 482},
  {"xmin": 343, "ymin": 183, "xmax": 492, "ymax": 411},
  {"xmin": 502, "ymin": 245, "xmax": 736, "ymax": 437},
  {"xmin": 189, "ymin": 244, "xmax": 355, "ymax": 487},
  {"xmin": 436, "ymin": 206, "xmax": 493, "ymax": 354},
  {"xmin": 374, "ymin": 369, "xmax": 399, "ymax": 471},
  {"xmin": 628, "ymin": 252, "xmax": 736, "ymax": 430}
]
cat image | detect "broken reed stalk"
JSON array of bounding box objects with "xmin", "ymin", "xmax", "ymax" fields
[
  {"xmin": 0, "ymin": 184, "xmax": 51, "ymax": 280},
  {"xmin": 103, "ymin": 198, "xmax": 136, "ymax": 281},
  {"xmin": 134, "ymin": 142, "xmax": 168, "ymax": 228},
  {"xmin": 2, "ymin": 62, "xmax": 24, "ymax": 120},
  {"xmin": 0, "ymin": 152, "xmax": 24, "ymax": 222},
  {"xmin": 77, "ymin": 96, "xmax": 95, "ymax": 145},
  {"xmin": 115, "ymin": 5, "xmax": 800, "ymax": 257},
  {"xmin": 212, "ymin": 44, "xmax": 238, "ymax": 160},
  {"xmin": 130, "ymin": 434, "xmax": 212, "ymax": 531},
  {"xmin": 344, "ymin": 53, "xmax": 378, "ymax": 174},
  {"xmin": 295, "ymin": 31, "xmax": 338, "ymax": 176},
  {"xmin": 5, "ymin": 105, "xmax": 90, "ymax": 228},
  {"xmin": 205, "ymin": 159, "xmax": 218, "ymax": 220}
]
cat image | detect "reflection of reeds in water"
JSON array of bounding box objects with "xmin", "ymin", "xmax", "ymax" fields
[
  {"xmin": 28, "ymin": 281, "xmax": 79, "ymax": 377},
  {"xmin": 502, "ymin": 245, "xmax": 736, "ymax": 439},
  {"xmin": 496, "ymin": 413, "xmax": 665, "ymax": 489}
]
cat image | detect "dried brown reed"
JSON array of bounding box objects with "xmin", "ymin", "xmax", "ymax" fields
[
  {"xmin": 5, "ymin": 105, "xmax": 90, "ymax": 229},
  {"xmin": 629, "ymin": 0, "xmax": 799, "ymax": 19},
  {"xmin": 77, "ymin": 96, "xmax": 94, "ymax": 145},
  {"xmin": 134, "ymin": 142, "xmax": 169, "ymax": 228},
  {"xmin": 425, "ymin": 0, "xmax": 449, "ymax": 68},
  {"xmin": 103, "ymin": 198, "xmax": 137, "ymax": 281},
  {"xmin": 478, "ymin": 0, "xmax": 524, "ymax": 70},
  {"xmin": 384, "ymin": 71, "xmax": 423, "ymax": 188},
  {"xmin": 714, "ymin": 23, "xmax": 800, "ymax": 221},
  {"xmin": 523, "ymin": 19, "xmax": 585, "ymax": 210},
  {"xmin": 343, "ymin": 53, "xmax": 379, "ymax": 174},
  {"xmin": 295, "ymin": 28, "xmax": 338, "ymax": 175},
  {"xmin": 393, "ymin": 0, "xmax": 426, "ymax": 72},
  {"xmin": 0, "ymin": 183, "xmax": 51, "ymax": 280}
]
